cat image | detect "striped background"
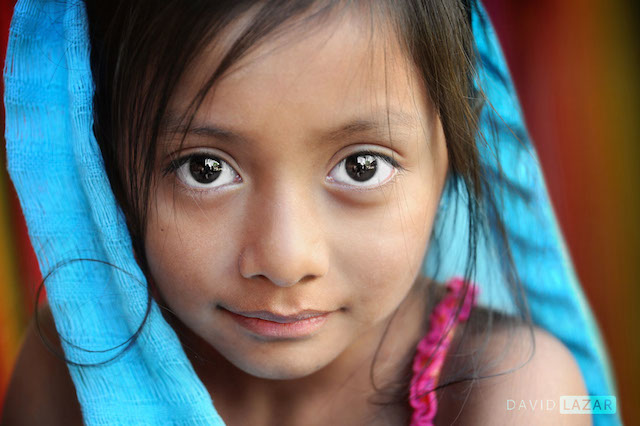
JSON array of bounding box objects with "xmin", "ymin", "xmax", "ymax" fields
[{"xmin": 1, "ymin": 1, "xmax": 638, "ymax": 423}]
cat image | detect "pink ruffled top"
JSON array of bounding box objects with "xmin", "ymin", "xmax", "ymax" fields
[{"xmin": 409, "ymin": 277, "xmax": 479, "ymax": 426}]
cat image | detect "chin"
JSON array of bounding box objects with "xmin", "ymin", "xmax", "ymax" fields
[
  {"xmin": 223, "ymin": 346, "xmax": 333, "ymax": 381},
  {"xmin": 245, "ymin": 364, "xmax": 321, "ymax": 381}
]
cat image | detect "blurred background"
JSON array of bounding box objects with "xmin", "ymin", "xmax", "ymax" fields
[
  {"xmin": 483, "ymin": 1, "xmax": 639, "ymax": 424},
  {"xmin": 0, "ymin": 0, "xmax": 638, "ymax": 423}
]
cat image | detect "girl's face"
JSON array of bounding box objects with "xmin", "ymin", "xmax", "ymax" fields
[{"xmin": 145, "ymin": 11, "xmax": 448, "ymax": 380}]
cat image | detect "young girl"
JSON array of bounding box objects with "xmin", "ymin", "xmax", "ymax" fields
[{"xmin": 2, "ymin": 0, "xmax": 610, "ymax": 425}]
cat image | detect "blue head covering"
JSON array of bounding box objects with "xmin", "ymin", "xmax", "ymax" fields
[
  {"xmin": 424, "ymin": 9, "xmax": 620, "ymax": 426},
  {"xmin": 4, "ymin": 0, "xmax": 618, "ymax": 424}
]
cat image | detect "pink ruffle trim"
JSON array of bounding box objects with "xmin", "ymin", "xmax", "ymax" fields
[{"xmin": 409, "ymin": 277, "xmax": 479, "ymax": 426}]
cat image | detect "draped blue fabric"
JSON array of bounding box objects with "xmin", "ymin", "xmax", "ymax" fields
[
  {"xmin": 4, "ymin": 0, "xmax": 618, "ymax": 424},
  {"xmin": 424, "ymin": 5, "xmax": 619, "ymax": 425},
  {"xmin": 5, "ymin": 0, "xmax": 223, "ymax": 424}
]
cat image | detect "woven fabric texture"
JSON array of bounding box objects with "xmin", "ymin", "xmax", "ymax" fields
[{"xmin": 4, "ymin": 0, "xmax": 223, "ymax": 424}]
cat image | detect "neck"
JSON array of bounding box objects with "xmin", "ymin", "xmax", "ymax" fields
[{"xmin": 167, "ymin": 277, "xmax": 431, "ymax": 425}]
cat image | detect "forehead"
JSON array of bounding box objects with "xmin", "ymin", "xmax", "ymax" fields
[{"xmin": 169, "ymin": 7, "xmax": 431, "ymax": 139}]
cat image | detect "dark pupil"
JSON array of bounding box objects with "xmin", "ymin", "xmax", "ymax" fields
[
  {"xmin": 346, "ymin": 154, "xmax": 377, "ymax": 182},
  {"xmin": 189, "ymin": 156, "xmax": 222, "ymax": 184}
]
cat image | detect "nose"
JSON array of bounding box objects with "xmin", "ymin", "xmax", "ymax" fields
[{"xmin": 238, "ymin": 184, "xmax": 329, "ymax": 287}]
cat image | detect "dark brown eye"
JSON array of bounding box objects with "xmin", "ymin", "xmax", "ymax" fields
[
  {"xmin": 345, "ymin": 154, "xmax": 377, "ymax": 182},
  {"xmin": 189, "ymin": 155, "xmax": 222, "ymax": 184},
  {"xmin": 173, "ymin": 153, "xmax": 241, "ymax": 190},
  {"xmin": 327, "ymin": 151, "xmax": 397, "ymax": 189}
]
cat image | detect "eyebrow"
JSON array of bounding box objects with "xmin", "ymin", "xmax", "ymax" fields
[
  {"xmin": 161, "ymin": 112, "xmax": 247, "ymax": 145},
  {"xmin": 161, "ymin": 109, "xmax": 418, "ymax": 147},
  {"xmin": 323, "ymin": 110, "xmax": 418, "ymax": 143}
]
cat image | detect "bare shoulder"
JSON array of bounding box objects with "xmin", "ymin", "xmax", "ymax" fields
[
  {"xmin": 435, "ymin": 310, "xmax": 591, "ymax": 426},
  {"xmin": 1, "ymin": 304, "xmax": 83, "ymax": 425}
]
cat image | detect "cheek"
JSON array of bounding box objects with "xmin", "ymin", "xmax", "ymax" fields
[
  {"xmin": 333, "ymin": 185, "xmax": 436, "ymax": 324},
  {"xmin": 143, "ymin": 189, "xmax": 239, "ymax": 313}
]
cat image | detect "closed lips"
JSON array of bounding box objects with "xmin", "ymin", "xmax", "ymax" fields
[{"xmin": 222, "ymin": 308, "xmax": 331, "ymax": 323}]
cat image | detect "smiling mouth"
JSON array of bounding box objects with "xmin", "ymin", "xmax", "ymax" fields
[
  {"xmin": 229, "ymin": 308, "xmax": 331, "ymax": 323},
  {"xmin": 219, "ymin": 306, "xmax": 333, "ymax": 339}
]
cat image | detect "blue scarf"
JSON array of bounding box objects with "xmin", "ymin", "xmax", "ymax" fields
[{"xmin": 4, "ymin": 0, "xmax": 618, "ymax": 424}]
